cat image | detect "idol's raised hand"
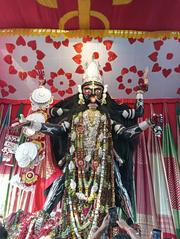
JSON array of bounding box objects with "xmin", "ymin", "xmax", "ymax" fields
[{"xmin": 137, "ymin": 66, "xmax": 149, "ymax": 92}]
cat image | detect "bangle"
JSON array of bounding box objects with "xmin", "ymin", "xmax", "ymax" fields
[
  {"xmin": 146, "ymin": 119, "xmax": 154, "ymax": 126},
  {"xmin": 30, "ymin": 121, "xmax": 42, "ymax": 132},
  {"xmin": 139, "ymin": 120, "xmax": 149, "ymax": 130},
  {"xmin": 57, "ymin": 108, "xmax": 63, "ymax": 116},
  {"xmin": 136, "ymin": 90, "xmax": 144, "ymax": 96}
]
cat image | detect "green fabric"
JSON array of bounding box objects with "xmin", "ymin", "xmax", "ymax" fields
[
  {"xmin": 4, "ymin": 167, "xmax": 14, "ymax": 217},
  {"xmin": 174, "ymin": 209, "xmax": 180, "ymax": 239},
  {"xmin": 175, "ymin": 103, "xmax": 180, "ymax": 238},
  {"xmin": 163, "ymin": 124, "xmax": 177, "ymax": 159},
  {"xmin": 176, "ymin": 102, "xmax": 180, "ymax": 117},
  {"xmin": 2, "ymin": 105, "xmax": 12, "ymax": 216},
  {"xmin": 16, "ymin": 103, "xmax": 24, "ymax": 119},
  {"xmin": 176, "ymin": 102, "xmax": 180, "ymax": 169},
  {"xmin": 163, "ymin": 110, "xmax": 180, "ymax": 237}
]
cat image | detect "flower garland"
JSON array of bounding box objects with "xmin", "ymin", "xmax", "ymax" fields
[
  {"xmin": 60, "ymin": 109, "xmax": 114, "ymax": 238},
  {"xmin": 6, "ymin": 210, "xmax": 61, "ymax": 239}
]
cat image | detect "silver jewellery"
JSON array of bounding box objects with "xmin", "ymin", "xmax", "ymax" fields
[
  {"xmin": 78, "ymin": 85, "xmax": 85, "ymax": 105},
  {"xmin": 83, "ymin": 109, "xmax": 101, "ymax": 158},
  {"xmin": 101, "ymin": 84, "xmax": 108, "ymax": 105}
]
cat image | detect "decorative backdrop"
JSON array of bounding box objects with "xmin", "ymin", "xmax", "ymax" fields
[{"xmin": 0, "ymin": 35, "xmax": 179, "ymax": 100}]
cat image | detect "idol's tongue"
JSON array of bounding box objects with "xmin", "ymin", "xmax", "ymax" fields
[{"xmin": 90, "ymin": 96, "xmax": 97, "ymax": 103}]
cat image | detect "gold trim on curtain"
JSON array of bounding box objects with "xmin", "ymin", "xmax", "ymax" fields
[{"xmin": 0, "ymin": 29, "xmax": 179, "ymax": 39}]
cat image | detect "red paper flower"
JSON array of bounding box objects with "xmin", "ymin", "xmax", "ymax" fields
[
  {"xmin": 73, "ymin": 38, "xmax": 118, "ymax": 75},
  {"xmin": 0, "ymin": 80, "xmax": 16, "ymax": 98},
  {"xmin": 149, "ymin": 39, "xmax": 177, "ymax": 78},
  {"xmin": 45, "ymin": 35, "xmax": 69, "ymax": 48},
  {"xmin": 116, "ymin": 66, "xmax": 145, "ymax": 95},
  {"xmin": 47, "ymin": 68, "xmax": 76, "ymax": 98},
  {"xmin": 4, "ymin": 35, "xmax": 45, "ymax": 80}
]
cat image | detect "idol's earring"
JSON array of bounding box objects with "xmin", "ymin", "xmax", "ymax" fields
[
  {"xmin": 78, "ymin": 85, "xmax": 85, "ymax": 105},
  {"xmin": 101, "ymin": 84, "xmax": 108, "ymax": 105}
]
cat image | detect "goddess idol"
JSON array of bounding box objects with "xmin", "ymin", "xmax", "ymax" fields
[{"xmin": 13, "ymin": 60, "xmax": 162, "ymax": 238}]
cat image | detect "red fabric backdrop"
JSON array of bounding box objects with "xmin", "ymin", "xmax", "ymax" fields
[{"xmin": 0, "ymin": 0, "xmax": 179, "ymax": 30}]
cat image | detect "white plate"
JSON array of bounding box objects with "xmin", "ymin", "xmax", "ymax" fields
[
  {"xmin": 17, "ymin": 156, "xmax": 31, "ymax": 168},
  {"xmin": 15, "ymin": 142, "xmax": 38, "ymax": 167},
  {"xmin": 31, "ymin": 87, "xmax": 52, "ymax": 104}
]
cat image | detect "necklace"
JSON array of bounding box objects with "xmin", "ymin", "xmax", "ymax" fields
[
  {"xmin": 63, "ymin": 111, "xmax": 110, "ymax": 239},
  {"xmin": 83, "ymin": 109, "xmax": 101, "ymax": 159}
]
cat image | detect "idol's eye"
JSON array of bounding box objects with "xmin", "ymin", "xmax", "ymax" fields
[
  {"xmin": 83, "ymin": 88, "xmax": 92, "ymax": 95},
  {"xmin": 95, "ymin": 89, "xmax": 102, "ymax": 95}
]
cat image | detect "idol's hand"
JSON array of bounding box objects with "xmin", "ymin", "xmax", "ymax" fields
[
  {"xmin": 37, "ymin": 69, "xmax": 46, "ymax": 85},
  {"xmin": 137, "ymin": 66, "xmax": 149, "ymax": 93},
  {"xmin": 150, "ymin": 113, "xmax": 163, "ymax": 137},
  {"xmin": 38, "ymin": 69, "xmax": 45, "ymax": 80},
  {"xmin": 150, "ymin": 113, "xmax": 163, "ymax": 126},
  {"xmin": 143, "ymin": 66, "xmax": 149, "ymax": 80},
  {"xmin": 11, "ymin": 114, "xmax": 30, "ymax": 129}
]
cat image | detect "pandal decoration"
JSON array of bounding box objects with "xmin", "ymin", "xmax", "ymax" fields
[
  {"xmin": 30, "ymin": 86, "xmax": 53, "ymax": 111},
  {"xmin": 21, "ymin": 170, "xmax": 39, "ymax": 186},
  {"xmin": 1, "ymin": 134, "xmax": 20, "ymax": 165},
  {"xmin": 5, "ymin": 210, "xmax": 61, "ymax": 239},
  {"xmin": 14, "ymin": 141, "xmax": 43, "ymax": 187},
  {"xmin": 12, "ymin": 72, "xmax": 53, "ymax": 191},
  {"xmin": 10, "ymin": 174, "xmax": 36, "ymax": 191}
]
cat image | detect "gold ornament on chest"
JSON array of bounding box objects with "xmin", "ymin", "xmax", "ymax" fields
[{"xmin": 86, "ymin": 108, "xmax": 99, "ymax": 125}]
